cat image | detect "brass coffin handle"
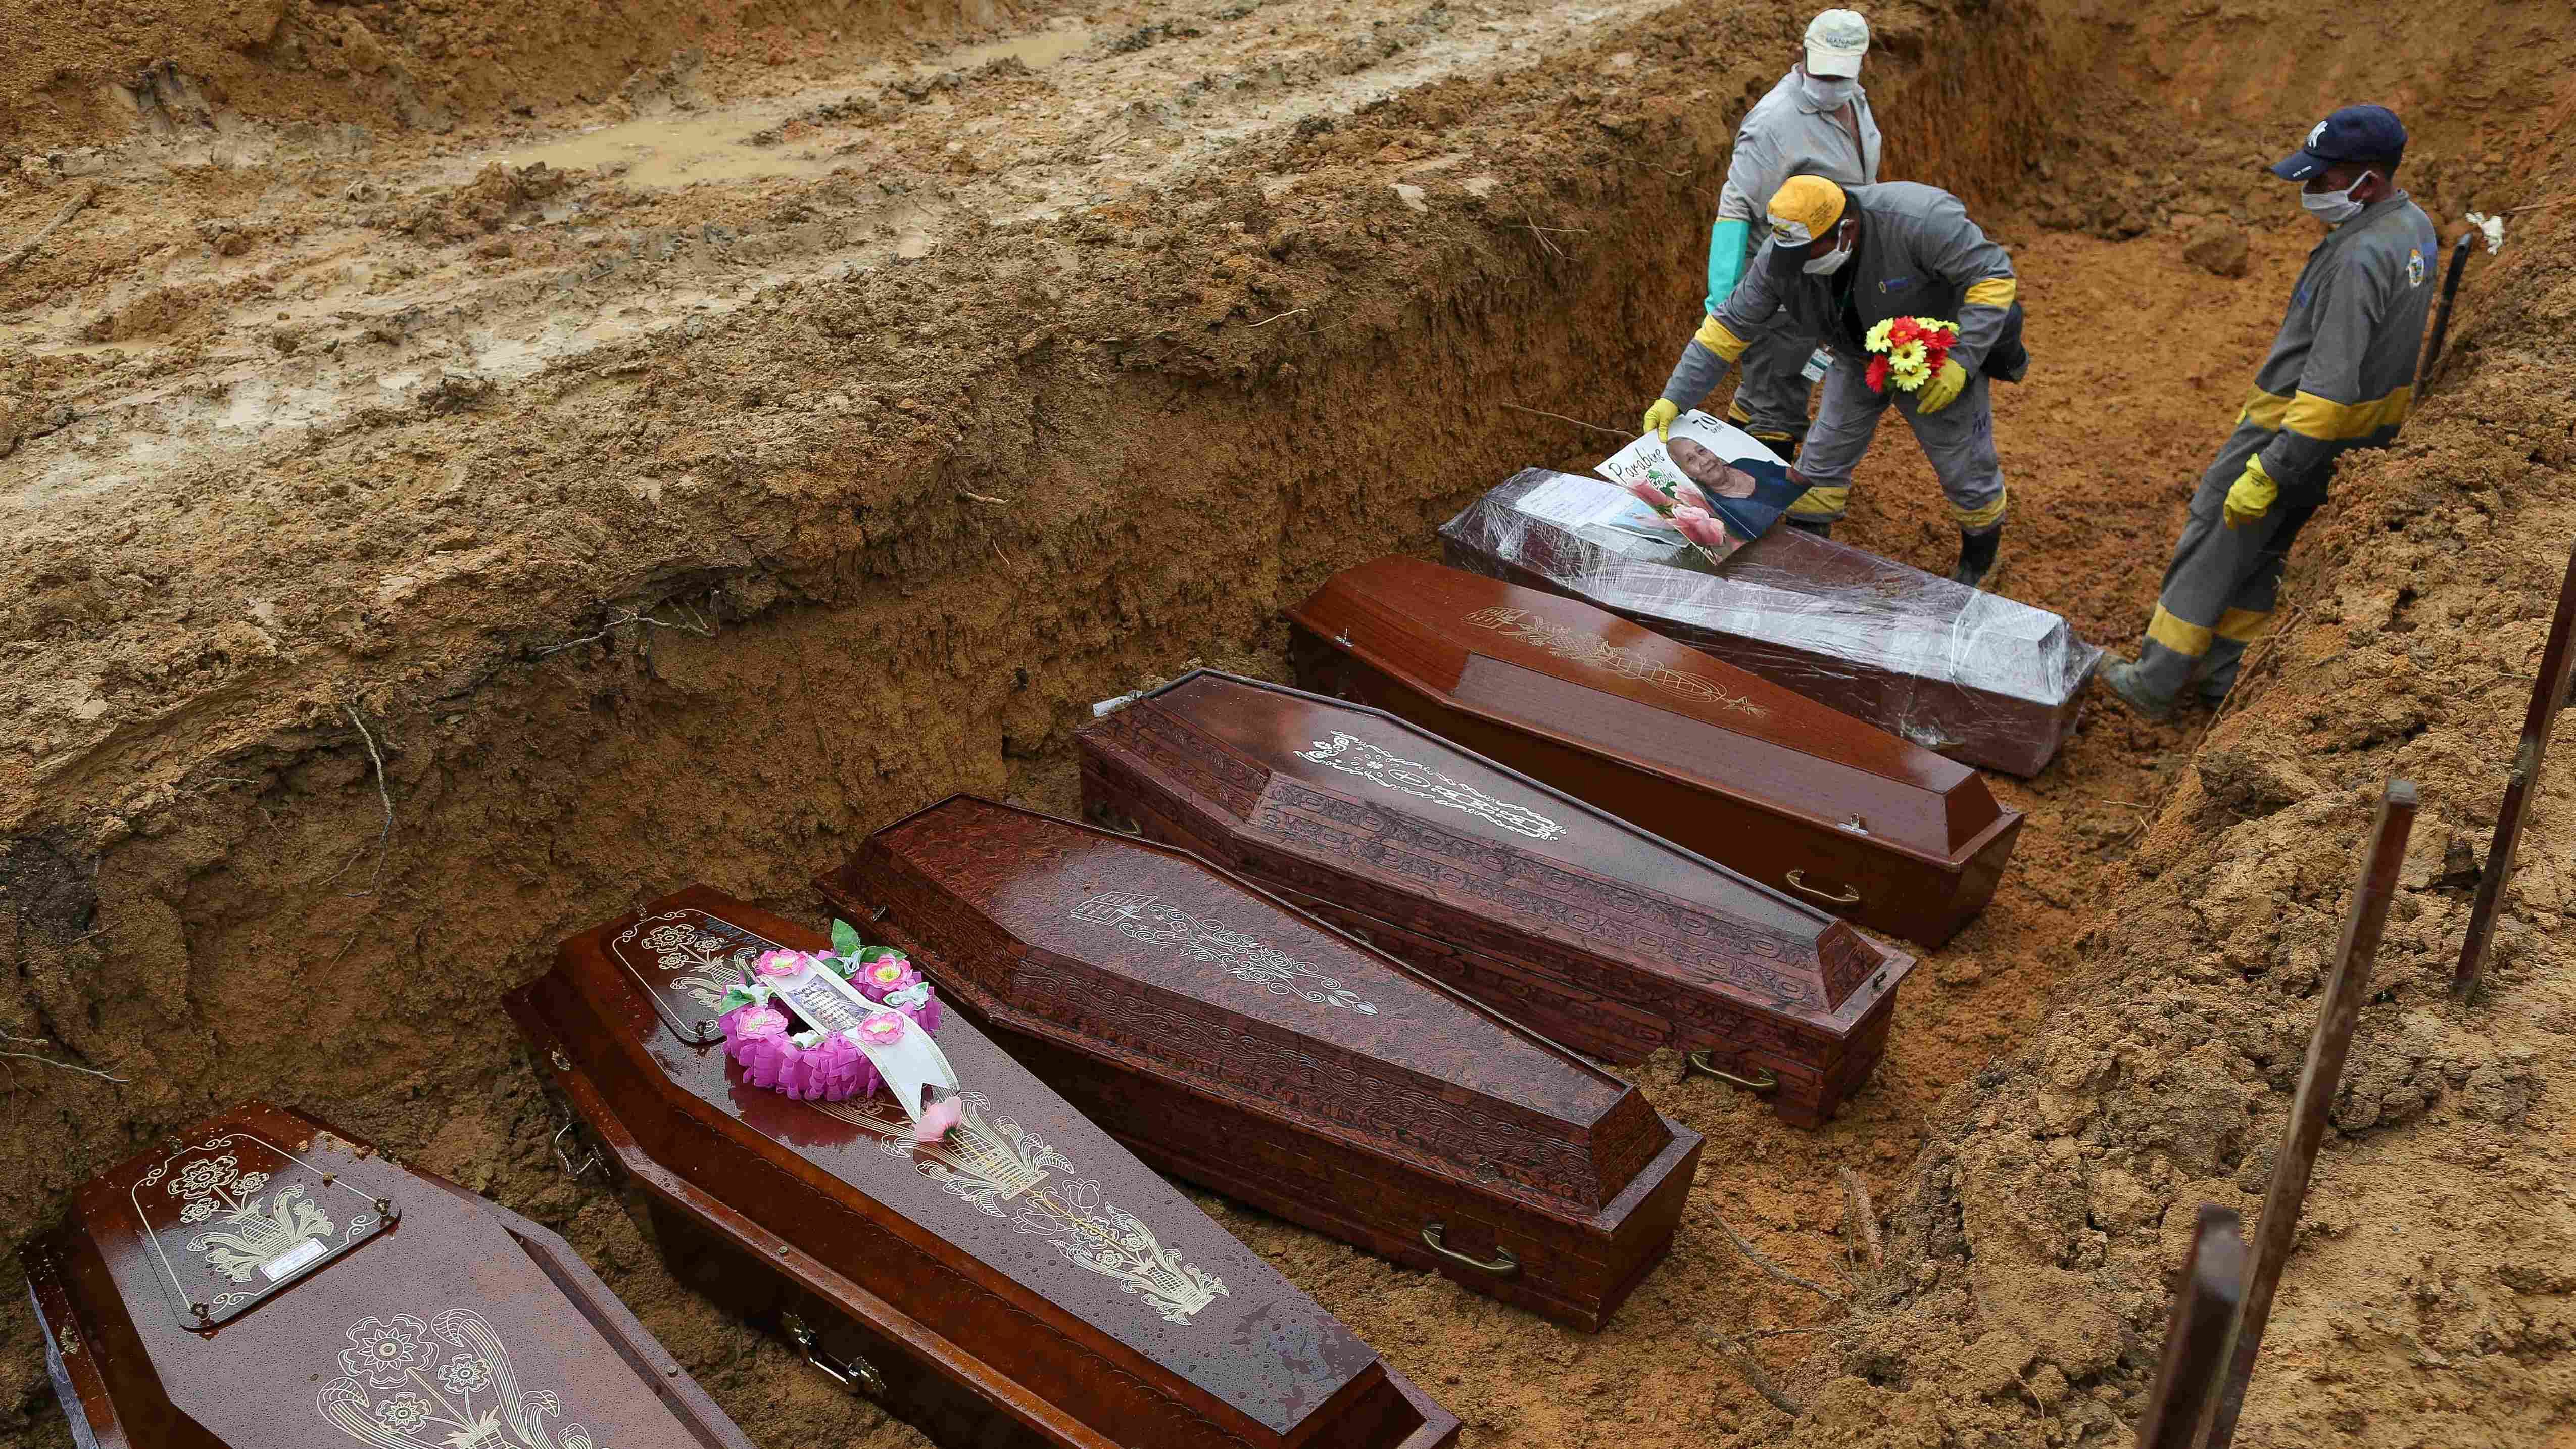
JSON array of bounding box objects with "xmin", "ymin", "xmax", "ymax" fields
[
  {"xmin": 1420, "ymin": 1222, "xmax": 1520, "ymax": 1277},
  {"xmin": 1685, "ymin": 1051, "xmax": 1780, "ymax": 1094},
  {"xmin": 1091, "ymin": 807, "xmax": 1145, "ymax": 838},
  {"xmin": 1785, "ymin": 869, "xmax": 1861, "ymax": 906},
  {"xmin": 782, "ymin": 1312, "xmax": 888, "ymax": 1399}
]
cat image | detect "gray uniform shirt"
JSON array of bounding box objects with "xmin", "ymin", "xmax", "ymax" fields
[
  {"xmin": 1666, "ymin": 181, "xmax": 2018, "ymax": 408},
  {"xmin": 1715, "ymin": 71, "xmax": 1882, "ymax": 228},
  {"xmin": 2238, "ymin": 190, "xmax": 2438, "ymax": 496}
]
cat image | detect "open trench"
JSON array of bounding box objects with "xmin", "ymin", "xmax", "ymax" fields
[{"xmin": 5, "ymin": 0, "xmax": 2573, "ymax": 1442}]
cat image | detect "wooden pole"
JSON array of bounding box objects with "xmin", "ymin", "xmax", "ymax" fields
[
  {"xmin": 2200, "ymin": 780, "xmax": 2416, "ymax": 1449},
  {"xmin": 2455, "ymin": 541, "xmax": 2576, "ymax": 1000},
  {"xmin": 2134, "ymin": 1205, "xmax": 2245, "ymax": 1449},
  {"xmin": 2412, "ymin": 231, "xmax": 2475, "ymax": 399}
]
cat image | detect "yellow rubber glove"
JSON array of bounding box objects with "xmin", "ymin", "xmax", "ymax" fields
[
  {"xmin": 1643, "ymin": 399, "xmax": 1679, "ymax": 441},
  {"xmin": 2223, "ymin": 455, "xmax": 2278, "ymax": 530},
  {"xmin": 1915, "ymin": 358, "xmax": 1970, "ymax": 414}
]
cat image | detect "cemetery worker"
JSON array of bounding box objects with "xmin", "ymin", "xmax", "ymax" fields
[
  {"xmin": 1645, "ymin": 175, "xmax": 2026, "ymax": 588},
  {"xmin": 2101, "ymin": 105, "xmax": 2435, "ymax": 721},
  {"xmin": 1695, "ymin": 8, "xmax": 1881, "ymax": 462}
]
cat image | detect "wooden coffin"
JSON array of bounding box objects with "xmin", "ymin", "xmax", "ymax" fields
[
  {"xmin": 1077, "ymin": 669, "xmax": 1918, "ymax": 1127},
  {"xmin": 1439, "ymin": 468, "xmax": 2104, "ymax": 777},
  {"xmin": 816, "ymin": 797, "xmax": 1703, "ymax": 1331},
  {"xmin": 1284, "ymin": 556, "xmax": 2022, "ymax": 948},
  {"xmin": 510, "ymin": 886, "xmax": 1457, "ymax": 1449},
  {"xmin": 20, "ymin": 1100, "xmax": 755, "ymax": 1449}
]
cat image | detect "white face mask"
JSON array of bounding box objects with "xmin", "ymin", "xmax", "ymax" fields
[
  {"xmin": 1800, "ymin": 71, "xmax": 1858, "ymax": 109},
  {"xmin": 1801, "ymin": 232, "xmax": 1854, "ymax": 275},
  {"xmin": 2301, "ymin": 171, "xmax": 2374, "ymax": 225}
]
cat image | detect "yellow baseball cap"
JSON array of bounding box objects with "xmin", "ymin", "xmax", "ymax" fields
[{"xmin": 1767, "ymin": 176, "xmax": 1846, "ymax": 247}]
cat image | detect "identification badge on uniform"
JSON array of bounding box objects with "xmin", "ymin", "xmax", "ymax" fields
[
  {"xmin": 1879, "ymin": 275, "xmax": 1916, "ymax": 293},
  {"xmin": 2407, "ymin": 248, "xmax": 2425, "ymax": 286}
]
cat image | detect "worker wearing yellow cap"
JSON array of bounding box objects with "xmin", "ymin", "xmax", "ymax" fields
[
  {"xmin": 1697, "ymin": 8, "xmax": 1882, "ymax": 462},
  {"xmin": 1646, "ymin": 175, "xmax": 2027, "ymax": 588}
]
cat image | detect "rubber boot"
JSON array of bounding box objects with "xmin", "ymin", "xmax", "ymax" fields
[
  {"xmin": 1951, "ymin": 527, "xmax": 2001, "ymax": 589},
  {"xmin": 1785, "ymin": 516, "xmax": 1833, "ymax": 539},
  {"xmin": 2099, "ymin": 658, "xmax": 2179, "ymax": 723}
]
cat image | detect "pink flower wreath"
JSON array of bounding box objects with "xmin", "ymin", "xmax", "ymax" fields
[{"xmin": 716, "ymin": 936, "xmax": 943, "ymax": 1103}]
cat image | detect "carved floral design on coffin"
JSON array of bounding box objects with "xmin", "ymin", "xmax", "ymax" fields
[
  {"xmin": 811, "ymin": 1091, "xmax": 1230, "ymax": 1325},
  {"xmin": 1462, "ymin": 605, "xmax": 1763, "ymax": 715},
  {"xmin": 640, "ymin": 905, "xmax": 1236, "ymax": 1328},
  {"xmin": 1294, "ymin": 731, "xmax": 1568, "ymax": 841},
  {"xmin": 608, "ymin": 910, "xmax": 782, "ymax": 1042},
  {"xmin": 1070, "ymin": 890, "xmax": 1380, "ymax": 1013},
  {"xmin": 129, "ymin": 1134, "xmax": 386, "ymax": 1326},
  {"xmin": 319, "ymin": 1308, "xmax": 595, "ymax": 1449}
]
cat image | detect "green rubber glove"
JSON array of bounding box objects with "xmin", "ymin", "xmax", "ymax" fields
[
  {"xmin": 2223, "ymin": 455, "xmax": 2278, "ymax": 529},
  {"xmin": 1644, "ymin": 399, "xmax": 1679, "ymax": 441},
  {"xmin": 1704, "ymin": 218, "xmax": 1752, "ymax": 315},
  {"xmin": 1916, "ymin": 358, "xmax": 1970, "ymax": 414}
]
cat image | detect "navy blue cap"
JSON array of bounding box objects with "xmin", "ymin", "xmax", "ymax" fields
[{"xmin": 2272, "ymin": 105, "xmax": 2407, "ymax": 180}]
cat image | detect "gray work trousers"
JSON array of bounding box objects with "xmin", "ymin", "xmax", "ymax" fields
[
  {"xmin": 1786, "ymin": 354, "xmax": 2008, "ymax": 533},
  {"xmin": 2132, "ymin": 420, "xmax": 2320, "ymax": 703},
  {"xmin": 1725, "ymin": 310, "xmax": 1823, "ymax": 442}
]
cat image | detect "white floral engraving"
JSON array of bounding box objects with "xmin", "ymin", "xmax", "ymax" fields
[
  {"xmin": 319, "ymin": 1308, "xmax": 596, "ymax": 1449},
  {"xmin": 813, "ymin": 1091, "xmax": 1229, "ymax": 1325},
  {"xmin": 1296, "ymin": 731, "xmax": 1568, "ymax": 840},
  {"xmin": 1070, "ymin": 892, "xmax": 1378, "ymax": 1012},
  {"xmin": 131, "ymin": 1137, "xmax": 373, "ymax": 1321},
  {"xmin": 1463, "ymin": 605, "xmax": 1763, "ymax": 714}
]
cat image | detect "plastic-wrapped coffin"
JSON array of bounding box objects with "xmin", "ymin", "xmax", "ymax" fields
[
  {"xmin": 1285, "ymin": 556, "xmax": 2022, "ymax": 948},
  {"xmin": 1439, "ymin": 468, "xmax": 2105, "ymax": 777},
  {"xmin": 21, "ymin": 1101, "xmax": 757, "ymax": 1449},
  {"xmin": 1078, "ymin": 669, "xmax": 1918, "ymax": 1127},
  {"xmin": 511, "ymin": 886, "xmax": 1459, "ymax": 1449},
  {"xmin": 816, "ymin": 798, "xmax": 1703, "ymax": 1331}
]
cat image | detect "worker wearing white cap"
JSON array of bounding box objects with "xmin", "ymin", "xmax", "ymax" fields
[{"xmin": 1688, "ymin": 9, "xmax": 1882, "ymax": 464}]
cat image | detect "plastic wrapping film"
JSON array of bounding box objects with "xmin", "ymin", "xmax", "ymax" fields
[{"xmin": 1438, "ymin": 467, "xmax": 2105, "ymax": 777}]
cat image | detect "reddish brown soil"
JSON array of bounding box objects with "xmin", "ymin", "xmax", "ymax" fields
[{"xmin": 3, "ymin": 0, "xmax": 2573, "ymax": 1445}]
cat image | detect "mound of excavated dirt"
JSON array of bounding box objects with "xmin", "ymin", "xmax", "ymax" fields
[{"xmin": 4, "ymin": 0, "xmax": 2574, "ymax": 1445}]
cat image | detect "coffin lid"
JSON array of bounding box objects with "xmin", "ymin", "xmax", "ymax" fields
[
  {"xmin": 1087, "ymin": 669, "xmax": 1902, "ymax": 1017},
  {"xmin": 827, "ymin": 796, "xmax": 1672, "ymax": 1220},
  {"xmin": 544, "ymin": 887, "xmax": 1387, "ymax": 1444},
  {"xmin": 30, "ymin": 1101, "xmax": 748, "ymax": 1449},
  {"xmin": 1284, "ymin": 555, "xmax": 2007, "ymax": 864}
]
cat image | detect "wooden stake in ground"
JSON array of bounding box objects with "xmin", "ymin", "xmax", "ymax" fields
[
  {"xmin": 1, "ymin": 185, "xmax": 98, "ymax": 274},
  {"xmin": 2199, "ymin": 780, "xmax": 2416, "ymax": 1449},
  {"xmin": 1839, "ymin": 1168, "xmax": 1884, "ymax": 1273},
  {"xmin": 2455, "ymin": 541, "xmax": 2576, "ymax": 1000},
  {"xmin": 2133, "ymin": 1204, "xmax": 2244, "ymax": 1449}
]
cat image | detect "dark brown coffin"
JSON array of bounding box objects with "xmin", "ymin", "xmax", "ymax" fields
[
  {"xmin": 20, "ymin": 1100, "xmax": 756, "ymax": 1449},
  {"xmin": 1077, "ymin": 669, "xmax": 1919, "ymax": 1127},
  {"xmin": 1439, "ymin": 468, "xmax": 2105, "ymax": 777},
  {"xmin": 510, "ymin": 885, "xmax": 1457, "ymax": 1449},
  {"xmin": 1284, "ymin": 555, "xmax": 2022, "ymax": 948},
  {"xmin": 816, "ymin": 797, "xmax": 1704, "ymax": 1331}
]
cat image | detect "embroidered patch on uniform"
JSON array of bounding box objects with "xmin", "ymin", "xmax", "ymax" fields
[
  {"xmin": 2406, "ymin": 248, "xmax": 2425, "ymax": 287},
  {"xmin": 1879, "ymin": 276, "xmax": 1916, "ymax": 292}
]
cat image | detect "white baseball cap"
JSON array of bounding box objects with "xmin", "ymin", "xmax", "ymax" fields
[{"xmin": 1804, "ymin": 9, "xmax": 1870, "ymax": 77}]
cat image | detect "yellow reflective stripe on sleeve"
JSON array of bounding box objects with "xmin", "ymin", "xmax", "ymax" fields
[
  {"xmin": 1725, "ymin": 398, "xmax": 1753, "ymax": 424},
  {"xmin": 2237, "ymin": 388, "xmax": 2293, "ymax": 431},
  {"xmin": 1788, "ymin": 485, "xmax": 1849, "ymax": 519},
  {"xmin": 1950, "ymin": 488, "xmax": 2008, "ymax": 531},
  {"xmin": 2146, "ymin": 604, "xmax": 2214, "ymax": 658},
  {"xmin": 1695, "ymin": 314, "xmax": 1752, "ymax": 362},
  {"xmin": 2214, "ymin": 608, "xmax": 2272, "ymax": 643},
  {"xmin": 1962, "ymin": 277, "xmax": 2018, "ymax": 310},
  {"xmin": 2283, "ymin": 387, "xmax": 2412, "ymax": 441}
]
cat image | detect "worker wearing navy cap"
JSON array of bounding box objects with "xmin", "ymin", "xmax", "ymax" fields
[{"xmin": 2102, "ymin": 105, "xmax": 2438, "ymax": 720}]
